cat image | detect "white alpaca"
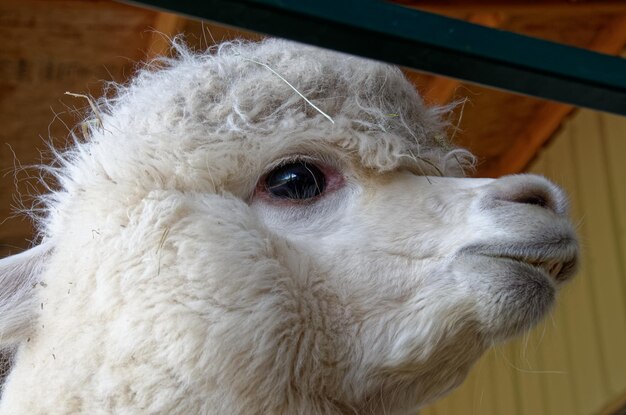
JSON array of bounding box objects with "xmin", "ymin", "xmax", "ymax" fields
[{"xmin": 0, "ymin": 39, "xmax": 577, "ymax": 414}]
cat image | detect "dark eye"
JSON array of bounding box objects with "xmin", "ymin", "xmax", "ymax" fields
[{"xmin": 265, "ymin": 161, "xmax": 326, "ymax": 200}]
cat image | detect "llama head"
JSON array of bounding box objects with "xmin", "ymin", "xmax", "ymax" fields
[{"xmin": 0, "ymin": 39, "xmax": 577, "ymax": 414}]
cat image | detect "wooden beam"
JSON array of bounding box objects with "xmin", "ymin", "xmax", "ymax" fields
[
  {"xmin": 478, "ymin": 13, "xmax": 626, "ymax": 177},
  {"xmin": 393, "ymin": 0, "xmax": 626, "ymax": 14},
  {"xmin": 421, "ymin": 12, "xmax": 504, "ymax": 105},
  {"xmin": 135, "ymin": 0, "xmax": 626, "ymax": 114}
]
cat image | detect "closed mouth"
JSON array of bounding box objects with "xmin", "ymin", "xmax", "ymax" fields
[
  {"xmin": 499, "ymin": 256, "xmax": 576, "ymax": 282},
  {"xmin": 460, "ymin": 239, "xmax": 578, "ymax": 283}
]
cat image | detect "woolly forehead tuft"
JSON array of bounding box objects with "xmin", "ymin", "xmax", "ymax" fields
[{"xmin": 84, "ymin": 39, "xmax": 474, "ymax": 176}]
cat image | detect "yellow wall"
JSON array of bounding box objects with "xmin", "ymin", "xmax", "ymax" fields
[{"xmin": 423, "ymin": 110, "xmax": 626, "ymax": 415}]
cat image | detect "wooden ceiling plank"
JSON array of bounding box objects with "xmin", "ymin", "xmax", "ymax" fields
[
  {"xmin": 586, "ymin": 13, "xmax": 626, "ymax": 53},
  {"xmin": 479, "ymin": 102, "xmax": 573, "ymax": 177},
  {"xmin": 479, "ymin": 13, "xmax": 626, "ymax": 178}
]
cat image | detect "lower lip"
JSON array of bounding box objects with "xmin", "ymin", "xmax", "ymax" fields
[{"xmin": 498, "ymin": 257, "xmax": 565, "ymax": 282}]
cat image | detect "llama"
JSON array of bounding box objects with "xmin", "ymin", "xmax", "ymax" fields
[{"xmin": 0, "ymin": 39, "xmax": 578, "ymax": 414}]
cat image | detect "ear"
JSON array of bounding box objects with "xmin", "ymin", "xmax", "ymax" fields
[{"xmin": 0, "ymin": 241, "xmax": 53, "ymax": 344}]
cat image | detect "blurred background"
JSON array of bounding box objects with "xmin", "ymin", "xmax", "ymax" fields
[{"xmin": 0, "ymin": 1, "xmax": 625, "ymax": 413}]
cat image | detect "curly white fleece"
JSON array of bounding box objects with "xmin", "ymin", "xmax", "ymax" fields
[{"xmin": 0, "ymin": 39, "xmax": 577, "ymax": 415}]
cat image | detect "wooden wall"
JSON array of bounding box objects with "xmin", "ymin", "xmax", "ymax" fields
[
  {"xmin": 0, "ymin": 0, "xmax": 158, "ymax": 258},
  {"xmin": 423, "ymin": 109, "xmax": 626, "ymax": 415}
]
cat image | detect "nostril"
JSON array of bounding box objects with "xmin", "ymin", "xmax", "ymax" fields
[
  {"xmin": 502, "ymin": 188, "xmax": 559, "ymax": 213},
  {"xmin": 485, "ymin": 175, "xmax": 567, "ymax": 215},
  {"xmin": 512, "ymin": 192, "xmax": 550, "ymax": 210}
]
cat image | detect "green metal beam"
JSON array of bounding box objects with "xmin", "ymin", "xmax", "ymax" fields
[{"xmin": 127, "ymin": 0, "xmax": 626, "ymax": 116}]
